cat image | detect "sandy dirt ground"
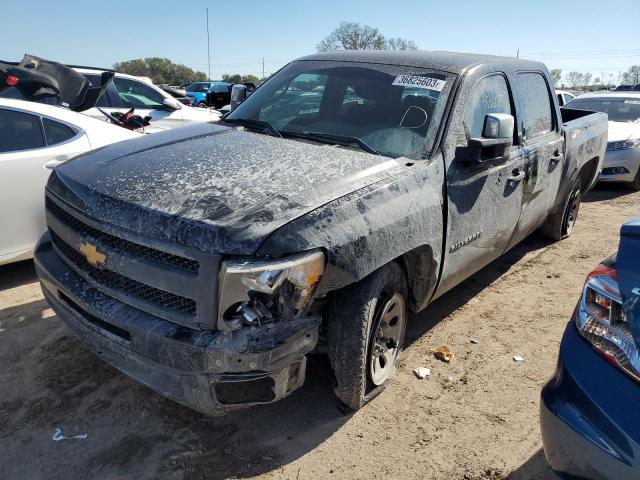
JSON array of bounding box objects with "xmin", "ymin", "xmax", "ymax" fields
[{"xmin": 0, "ymin": 184, "xmax": 637, "ymax": 480}]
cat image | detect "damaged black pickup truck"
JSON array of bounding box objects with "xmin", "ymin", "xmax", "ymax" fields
[{"xmin": 35, "ymin": 51, "xmax": 608, "ymax": 414}]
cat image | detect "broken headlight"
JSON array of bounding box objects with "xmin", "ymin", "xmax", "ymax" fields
[{"xmin": 218, "ymin": 250, "xmax": 325, "ymax": 328}]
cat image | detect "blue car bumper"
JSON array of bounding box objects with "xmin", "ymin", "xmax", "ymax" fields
[{"xmin": 540, "ymin": 321, "xmax": 640, "ymax": 479}]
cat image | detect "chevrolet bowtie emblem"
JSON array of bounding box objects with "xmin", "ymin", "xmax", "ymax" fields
[{"xmin": 79, "ymin": 242, "xmax": 107, "ymax": 267}]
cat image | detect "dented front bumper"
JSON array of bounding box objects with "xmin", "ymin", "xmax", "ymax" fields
[{"xmin": 34, "ymin": 234, "xmax": 320, "ymax": 415}]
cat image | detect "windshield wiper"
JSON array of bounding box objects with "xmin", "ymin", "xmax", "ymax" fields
[
  {"xmin": 280, "ymin": 130, "xmax": 379, "ymax": 155},
  {"xmin": 224, "ymin": 118, "xmax": 282, "ymax": 138}
]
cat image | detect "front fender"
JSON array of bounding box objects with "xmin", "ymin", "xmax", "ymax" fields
[{"xmin": 257, "ymin": 158, "xmax": 445, "ymax": 309}]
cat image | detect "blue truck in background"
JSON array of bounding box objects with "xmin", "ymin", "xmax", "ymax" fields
[{"xmin": 185, "ymin": 81, "xmax": 231, "ymax": 108}]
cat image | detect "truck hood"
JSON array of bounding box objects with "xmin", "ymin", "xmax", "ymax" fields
[
  {"xmin": 48, "ymin": 122, "xmax": 404, "ymax": 255},
  {"xmin": 607, "ymin": 121, "xmax": 640, "ymax": 142}
]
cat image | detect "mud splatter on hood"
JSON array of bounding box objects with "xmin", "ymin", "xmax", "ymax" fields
[{"xmin": 48, "ymin": 122, "xmax": 404, "ymax": 255}]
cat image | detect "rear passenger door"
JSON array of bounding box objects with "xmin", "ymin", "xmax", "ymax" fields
[
  {"xmin": 507, "ymin": 72, "xmax": 564, "ymax": 248},
  {"xmin": 436, "ymin": 73, "xmax": 526, "ymax": 295}
]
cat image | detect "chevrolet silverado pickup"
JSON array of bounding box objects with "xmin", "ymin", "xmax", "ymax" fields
[{"xmin": 35, "ymin": 51, "xmax": 608, "ymax": 414}]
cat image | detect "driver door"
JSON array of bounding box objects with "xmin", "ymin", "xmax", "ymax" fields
[{"xmin": 435, "ymin": 73, "xmax": 526, "ymax": 296}]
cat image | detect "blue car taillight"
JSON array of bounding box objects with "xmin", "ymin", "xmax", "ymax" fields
[{"xmin": 576, "ymin": 264, "xmax": 640, "ymax": 383}]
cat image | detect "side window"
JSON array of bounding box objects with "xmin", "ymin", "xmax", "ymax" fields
[
  {"xmin": 464, "ymin": 75, "xmax": 513, "ymax": 139},
  {"xmin": 113, "ymin": 77, "xmax": 165, "ymax": 109},
  {"xmin": 43, "ymin": 118, "xmax": 77, "ymax": 146},
  {"xmin": 517, "ymin": 73, "xmax": 554, "ymax": 141},
  {"xmin": 0, "ymin": 109, "xmax": 45, "ymax": 153}
]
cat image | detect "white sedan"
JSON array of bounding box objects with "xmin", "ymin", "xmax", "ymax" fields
[
  {"xmin": 74, "ymin": 68, "xmax": 221, "ymax": 130},
  {"xmin": 0, "ymin": 98, "xmax": 140, "ymax": 265},
  {"xmin": 566, "ymin": 92, "xmax": 640, "ymax": 190}
]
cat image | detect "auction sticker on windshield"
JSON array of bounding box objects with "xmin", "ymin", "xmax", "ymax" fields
[{"xmin": 393, "ymin": 75, "xmax": 446, "ymax": 92}]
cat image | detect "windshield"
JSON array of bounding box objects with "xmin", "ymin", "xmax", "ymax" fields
[
  {"xmin": 567, "ymin": 96, "xmax": 640, "ymax": 123},
  {"xmin": 226, "ymin": 60, "xmax": 454, "ymax": 159}
]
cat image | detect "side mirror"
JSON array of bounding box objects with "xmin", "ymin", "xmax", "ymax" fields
[
  {"xmin": 482, "ymin": 113, "xmax": 514, "ymax": 140},
  {"xmin": 163, "ymin": 97, "xmax": 181, "ymax": 111},
  {"xmin": 460, "ymin": 113, "xmax": 514, "ymax": 162},
  {"xmin": 229, "ymin": 84, "xmax": 247, "ymax": 112}
]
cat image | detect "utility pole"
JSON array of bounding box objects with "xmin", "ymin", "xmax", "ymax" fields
[
  {"xmin": 262, "ymin": 57, "xmax": 265, "ymax": 80},
  {"xmin": 516, "ymin": 48, "xmax": 519, "ymax": 58},
  {"xmin": 206, "ymin": 8, "xmax": 211, "ymax": 81}
]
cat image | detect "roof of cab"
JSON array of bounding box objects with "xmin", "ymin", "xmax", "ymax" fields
[{"xmin": 297, "ymin": 50, "xmax": 546, "ymax": 75}]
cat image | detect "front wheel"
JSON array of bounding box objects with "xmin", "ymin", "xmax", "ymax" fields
[
  {"xmin": 196, "ymin": 101, "xmax": 207, "ymax": 108},
  {"xmin": 327, "ymin": 262, "xmax": 408, "ymax": 411}
]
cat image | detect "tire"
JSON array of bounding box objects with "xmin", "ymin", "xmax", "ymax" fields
[
  {"xmin": 628, "ymin": 169, "xmax": 640, "ymax": 191},
  {"xmin": 197, "ymin": 101, "xmax": 207, "ymax": 108},
  {"xmin": 540, "ymin": 178, "xmax": 582, "ymax": 241},
  {"xmin": 327, "ymin": 262, "xmax": 408, "ymax": 411}
]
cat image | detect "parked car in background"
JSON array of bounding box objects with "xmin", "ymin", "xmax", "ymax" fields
[
  {"xmin": 157, "ymin": 84, "xmax": 191, "ymax": 105},
  {"xmin": 205, "ymin": 82, "xmax": 233, "ymax": 108},
  {"xmin": 35, "ymin": 51, "xmax": 607, "ymax": 415},
  {"xmin": 567, "ymin": 92, "xmax": 640, "ymax": 189},
  {"xmin": 615, "ymin": 84, "xmax": 640, "ymax": 92},
  {"xmin": 556, "ymin": 89, "xmax": 576, "ymax": 106},
  {"xmin": 0, "ymin": 98, "xmax": 139, "ymax": 265},
  {"xmin": 185, "ymin": 81, "xmax": 215, "ymax": 107},
  {"xmin": 76, "ymin": 69, "xmax": 220, "ymax": 129},
  {"xmin": 541, "ymin": 219, "xmax": 640, "ymax": 480}
]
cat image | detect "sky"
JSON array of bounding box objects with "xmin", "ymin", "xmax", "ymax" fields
[{"xmin": 1, "ymin": 0, "xmax": 639, "ymax": 83}]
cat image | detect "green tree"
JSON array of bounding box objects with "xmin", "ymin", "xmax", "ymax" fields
[
  {"xmin": 316, "ymin": 22, "xmax": 416, "ymax": 52},
  {"xmin": 222, "ymin": 74, "xmax": 262, "ymax": 84},
  {"xmin": 113, "ymin": 58, "xmax": 207, "ymax": 85},
  {"xmin": 622, "ymin": 65, "xmax": 640, "ymax": 84},
  {"xmin": 550, "ymin": 69, "xmax": 562, "ymax": 87}
]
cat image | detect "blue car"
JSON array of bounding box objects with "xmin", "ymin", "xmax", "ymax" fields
[
  {"xmin": 185, "ymin": 81, "xmax": 231, "ymax": 108},
  {"xmin": 541, "ymin": 219, "xmax": 640, "ymax": 479}
]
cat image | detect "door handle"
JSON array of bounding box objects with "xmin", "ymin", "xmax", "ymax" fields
[
  {"xmin": 508, "ymin": 168, "xmax": 526, "ymax": 182},
  {"xmin": 550, "ymin": 150, "xmax": 562, "ymax": 164}
]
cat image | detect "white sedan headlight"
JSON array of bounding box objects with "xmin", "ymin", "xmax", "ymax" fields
[
  {"xmin": 218, "ymin": 250, "xmax": 325, "ymax": 328},
  {"xmin": 607, "ymin": 138, "xmax": 640, "ymax": 151}
]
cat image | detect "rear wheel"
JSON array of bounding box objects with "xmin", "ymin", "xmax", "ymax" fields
[
  {"xmin": 540, "ymin": 178, "xmax": 581, "ymax": 241},
  {"xmin": 197, "ymin": 101, "xmax": 207, "ymax": 108},
  {"xmin": 327, "ymin": 262, "xmax": 408, "ymax": 411},
  {"xmin": 628, "ymin": 169, "xmax": 640, "ymax": 191}
]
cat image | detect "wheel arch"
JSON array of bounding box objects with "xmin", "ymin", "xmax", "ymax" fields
[
  {"xmin": 578, "ymin": 156, "xmax": 601, "ymax": 193},
  {"xmin": 394, "ymin": 244, "xmax": 439, "ymax": 313}
]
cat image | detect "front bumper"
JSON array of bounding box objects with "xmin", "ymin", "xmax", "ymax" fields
[
  {"xmin": 598, "ymin": 148, "xmax": 640, "ymax": 183},
  {"xmin": 35, "ymin": 234, "xmax": 320, "ymax": 415},
  {"xmin": 540, "ymin": 322, "xmax": 640, "ymax": 479}
]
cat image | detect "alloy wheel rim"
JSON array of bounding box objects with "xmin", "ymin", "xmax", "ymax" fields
[
  {"xmin": 369, "ymin": 293, "xmax": 406, "ymax": 386},
  {"xmin": 566, "ymin": 192, "xmax": 580, "ymax": 235}
]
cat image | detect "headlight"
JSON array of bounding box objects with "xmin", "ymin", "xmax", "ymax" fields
[
  {"xmin": 576, "ymin": 263, "xmax": 640, "ymax": 382},
  {"xmin": 607, "ymin": 139, "xmax": 640, "ymax": 151},
  {"xmin": 218, "ymin": 250, "xmax": 325, "ymax": 328}
]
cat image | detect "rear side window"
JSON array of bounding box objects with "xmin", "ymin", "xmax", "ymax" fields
[
  {"xmin": 113, "ymin": 77, "xmax": 165, "ymax": 109},
  {"xmin": 0, "ymin": 109, "xmax": 45, "ymax": 153},
  {"xmin": 517, "ymin": 73, "xmax": 554, "ymax": 140},
  {"xmin": 464, "ymin": 74, "xmax": 513, "ymax": 139},
  {"xmin": 43, "ymin": 118, "xmax": 76, "ymax": 145}
]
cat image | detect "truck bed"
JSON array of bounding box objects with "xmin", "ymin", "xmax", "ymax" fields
[{"xmin": 561, "ymin": 107, "xmax": 608, "ymax": 192}]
